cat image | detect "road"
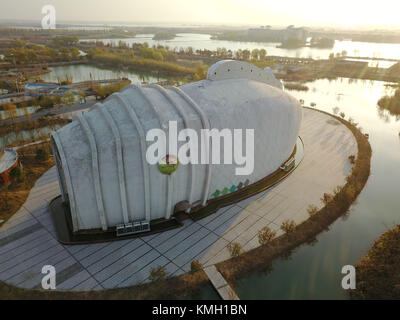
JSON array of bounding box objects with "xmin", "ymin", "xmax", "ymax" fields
[{"xmin": 0, "ymin": 100, "xmax": 97, "ymax": 127}]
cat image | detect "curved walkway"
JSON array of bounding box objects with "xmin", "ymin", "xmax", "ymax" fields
[{"xmin": 0, "ymin": 108, "xmax": 357, "ymax": 291}]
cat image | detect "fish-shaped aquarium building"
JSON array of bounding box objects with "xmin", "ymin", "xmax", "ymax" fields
[{"xmin": 50, "ymin": 60, "xmax": 302, "ymax": 241}]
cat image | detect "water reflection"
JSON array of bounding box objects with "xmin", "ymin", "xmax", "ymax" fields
[
  {"xmin": 0, "ymin": 106, "xmax": 41, "ymax": 120},
  {"xmin": 83, "ymin": 33, "xmax": 400, "ymax": 61},
  {"xmin": 41, "ymin": 64, "xmax": 166, "ymax": 84},
  {"xmin": 0, "ymin": 125, "xmax": 62, "ymax": 148},
  {"xmin": 234, "ymin": 77, "xmax": 400, "ymax": 299}
]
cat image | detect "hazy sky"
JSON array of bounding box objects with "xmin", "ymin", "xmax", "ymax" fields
[{"xmin": 0, "ymin": 0, "xmax": 399, "ymax": 28}]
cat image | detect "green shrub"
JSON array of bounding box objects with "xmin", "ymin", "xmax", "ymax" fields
[
  {"xmin": 280, "ymin": 220, "xmax": 296, "ymax": 234},
  {"xmin": 190, "ymin": 260, "xmax": 203, "ymax": 274},
  {"xmin": 227, "ymin": 242, "xmax": 243, "ymax": 258},
  {"xmin": 35, "ymin": 148, "xmax": 50, "ymax": 162},
  {"xmin": 257, "ymin": 226, "xmax": 277, "ymax": 245},
  {"xmin": 149, "ymin": 266, "xmax": 168, "ymax": 282}
]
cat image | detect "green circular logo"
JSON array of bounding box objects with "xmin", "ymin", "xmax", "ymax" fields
[{"xmin": 158, "ymin": 155, "xmax": 179, "ymax": 175}]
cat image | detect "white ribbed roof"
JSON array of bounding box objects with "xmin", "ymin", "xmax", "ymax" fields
[
  {"xmin": 207, "ymin": 60, "xmax": 283, "ymax": 89},
  {"xmin": 51, "ymin": 60, "xmax": 301, "ymax": 232}
]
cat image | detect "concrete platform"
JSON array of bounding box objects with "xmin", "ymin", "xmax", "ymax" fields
[
  {"xmin": 0, "ymin": 108, "xmax": 357, "ymax": 291},
  {"xmin": 204, "ymin": 265, "xmax": 239, "ymax": 300}
]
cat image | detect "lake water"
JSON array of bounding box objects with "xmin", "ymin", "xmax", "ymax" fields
[
  {"xmin": 0, "ymin": 125, "xmax": 63, "ymax": 148},
  {"xmin": 82, "ymin": 33, "xmax": 400, "ymax": 61},
  {"xmin": 0, "ymin": 106, "xmax": 41, "ymax": 121},
  {"xmin": 40, "ymin": 64, "xmax": 166, "ymax": 84},
  {"xmin": 234, "ymin": 78, "xmax": 400, "ymax": 299}
]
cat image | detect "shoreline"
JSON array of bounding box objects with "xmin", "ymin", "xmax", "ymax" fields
[
  {"xmin": 0, "ymin": 108, "xmax": 371, "ymax": 299},
  {"xmin": 215, "ymin": 108, "xmax": 371, "ymax": 291},
  {"xmin": 350, "ymin": 224, "xmax": 400, "ymax": 299}
]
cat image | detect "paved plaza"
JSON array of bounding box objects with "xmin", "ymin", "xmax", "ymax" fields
[{"xmin": 0, "ymin": 108, "xmax": 357, "ymax": 291}]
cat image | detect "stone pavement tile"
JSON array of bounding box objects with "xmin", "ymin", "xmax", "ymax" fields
[
  {"xmin": 241, "ymin": 191, "xmax": 278, "ymax": 213},
  {"xmin": 197, "ymin": 238, "xmax": 230, "ymax": 266},
  {"xmin": 147, "ymin": 219, "xmax": 194, "ymax": 247},
  {"xmin": 64, "ymin": 244, "xmax": 90, "ymax": 255},
  {"xmin": 163, "ymin": 227, "xmax": 210, "ymax": 261},
  {"xmin": 0, "ymin": 228, "xmax": 46, "ymax": 256},
  {"xmin": 90, "ymin": 284, "xmax": 104, "ymax": 290},
  {"xmin": 196, "ymin": 205, "xmax": 234, "ymax": 226},
  {"xmin": 155, "ymin": 221, "xmax": 202, "ymax": 254},
  {"xmin": 56, "ymin": 270, "xmax": 92, "ymax": 290},
  {"xmin": 28, "ymin": 182, "xmax": 59, "ymax": 200},
  {"xmin": 0, "ymin": 232, "xmax": 51, "ymax": 263},
  {"xmin": 0, "ymin": 233, "xmax": 59, "ymax": 272},
  {"xmin": 36, "ymin": 213, "xmax": 56, "ymax": 229},
  {"xmin": 0, "ymin": 215, "xmax": 38, "ymax": 239},
  {"xmin": 202, "ymin": 205, "xmax": 244, "ymax": 232},
  {"xmin": 100, "ymin": 248, "xmax": 160, "ymax": 288},
  {"xmin": 253, "ymin": 193, "xmax": 286, "ymax": 219},
  {"xmin": 205, "ymin": 247, "xmax": 231, "ymax": 266},
  {"xmin": 28, "ymin": 205, "xmax": 50, "ymax": 219},
  {"xmin": 292, "ymin": 208, "xmax": 312, "ymax": 225},
  {"xmin": 86, "ymin": 239, "xmax": 146, "ymax": 275},
  {"xmin": 79, "ymin": 238, "xmax": 135, "ymax": 268},
  {"xmin": 216, "ymin": 213, "xmax": 261, "ymax": 242},
  {"xmin": 232, "ymin": 218, "xmax": 270, "ymax": 247},
  {"xmin": 72, "ymin": 276, "xmax": 100, "ymax": 291},
  {"xmin": 235, "ymin": 190, "xmax": 269, "ymax": 210},
  {"xmin": 139, "ymin": 231, "xmax": 161, "ymax": 242},
  {"xmin": 22, "ymin": 199, "xmax": 48, "ymax": 216},
  {"xmin": 20, "ymin": 256, "xmax": 77, "ymax": 289},
  {"xmin": 261, "ymin": 198, "xmax": 296, "ymax": 222},
  {"xmin": 71, "ymin": 241, "xmax": 114, "ymax": 261},
  {"xmin": 123, "ymin": 257, "xmax": 179, "ymax": 287},
  {"xmin": 91, "ymin": 242, "xmax": 152, "ymax": 283},
  {"xmin": 173, "ymin": 231, "xmax": 219, "ymax": 268},
  {"xmin": 1, "ymin": 244, "xmax": 66, "ymax": 281},
  {"xmin": 243, "ymin": 236, "xmax": 260, "ymax": 251},
  {"xmin": 170, "ymin": 266, "xmax": 185, "ymax": 278},
  {"xmin": 273, "ymin": 203, "xmax": 306, "ymax": 226},
  {"xmin": 7, "ymin": 249, "xmax": 70, "ymax": 286}
]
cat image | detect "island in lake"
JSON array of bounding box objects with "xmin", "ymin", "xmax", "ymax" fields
[{"xmin": 152, "ymin": 32, "xmax": 177, "ymax": 40}]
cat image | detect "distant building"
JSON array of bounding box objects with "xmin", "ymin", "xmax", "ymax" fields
[
  {"xmin": 248, "ymin": 26, "xmax": 308, "ymax": 42},
  {"xmin": 0, "ymin": 148, "xmax": 19, "ymax": 186}
]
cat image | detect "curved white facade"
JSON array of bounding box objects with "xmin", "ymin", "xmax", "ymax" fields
[{"xmin": 51, "ymin": 60, "xmax": 302, "ymax": 232}]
